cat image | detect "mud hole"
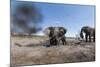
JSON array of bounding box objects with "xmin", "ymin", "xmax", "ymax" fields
[{"xmin": 10, "ymin": 36, "xmax": 95, "ymax": 67}]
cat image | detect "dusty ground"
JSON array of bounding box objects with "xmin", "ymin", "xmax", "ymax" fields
[{"xmin": 10, "ymin": 36, "xmax": 95, "ymax": 67}]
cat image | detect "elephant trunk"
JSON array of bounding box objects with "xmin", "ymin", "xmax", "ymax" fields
[{"xmin": 80, "ymin": 29, "xmax": 84, "ymax": 39}]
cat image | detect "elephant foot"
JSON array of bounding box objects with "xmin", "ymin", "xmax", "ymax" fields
[
  {"xmin": 93, "ymin": 40, "xmax": 95, "ymax": 42},
  {"xmin": 85, "ymin": 41, "xmax": 88, "ymax": 42}
]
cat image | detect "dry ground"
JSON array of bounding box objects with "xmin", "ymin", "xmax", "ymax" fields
[{"xmin": 10, "ymin": 36, "xmax": 95, "ymax": 67}]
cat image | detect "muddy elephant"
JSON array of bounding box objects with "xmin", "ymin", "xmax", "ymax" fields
[
  {"xmin": 44, "ymin": 26, "xmax": 67, "ymax": 46},
  {"xmin": 80, "ymin": 26, "xmax": 95, "ymax": 42}
]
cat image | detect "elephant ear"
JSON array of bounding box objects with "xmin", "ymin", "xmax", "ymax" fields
[
  {"xmin": 43, "ymin": 27, "xmax": 50, "ymax": 36},
  {"xmin": 43, "ymin": 27, "xmax": 54, "ymax": 37},
  {"xmin": 59, "ymin": 27, "xmax": 67, "ymax": 35}
]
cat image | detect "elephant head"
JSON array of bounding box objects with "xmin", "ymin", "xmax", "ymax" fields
[
  {"xmin": 44, "ymin": 26, "xmax": 67, "ymax": 37},
  {"xmin": 44, "ymin": 26, "xmax": 67, "ymax": 46}
]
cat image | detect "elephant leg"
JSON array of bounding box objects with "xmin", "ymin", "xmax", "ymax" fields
[
  {"xmin": 60, "ymin": 38, "xmax": 64, "ymax": 45},
  {"xmin": 63, "ymin": 40, "xmax": 66, "ymax": 45},
  {"xmin": 89, "ymin": 35, "xmax": 91, "ymax": 42},
  {"xmin": 85, "ymin": 34, "xmax": 88, "ymax": 42},
  {"xmin": 49, "ymin": 38, "xmax": 53, "ymax": 46},
  {"xmin": 54, "ymin": 38, "xmax": 57, "ymax": 46},
  {"xmin": 56, "ymin": 37, "xmax": 60, "ymax": 45},
  {"xmin": 51, "ymin": 37, "xmax": 57, "ymax": 46},
  {"xmin": 50, "ymin": 37, "xmax": 55, "ymax": 46},
  {"xmin": 93, "ymin": 34, "xmax": 95, "ymax": 42},
  {"xmin": 57, "ymin": 39, "xmax": 60, "ymax": 45},
  {"xmin": 61, "ymin": 37, "xmax": 66, "ymax": 45},
  {"xmin": 64, "ymin": 37, "xmax": 67, "ymax": 45}
]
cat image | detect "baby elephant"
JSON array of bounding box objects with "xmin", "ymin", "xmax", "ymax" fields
[
  {"xmin": 80, "ymin": 26, "xmax": 95, "ymax": 42},
  {"xmin": 44, "ymin": 26, "xmax": 67, "ymax": 46}
]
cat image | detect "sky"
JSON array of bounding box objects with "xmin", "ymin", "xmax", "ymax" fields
[{"xmin": 11, "ymin": 0, "xmax": 95, "ymax": 37}]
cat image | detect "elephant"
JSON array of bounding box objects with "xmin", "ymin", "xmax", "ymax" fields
[
  {"xmin": 44, "ymin": 26, "xmax": 67, "ymax": 46},
  {"xmin": 80, "ymin": 26, "xmax": 95, "ymax": 42}
]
